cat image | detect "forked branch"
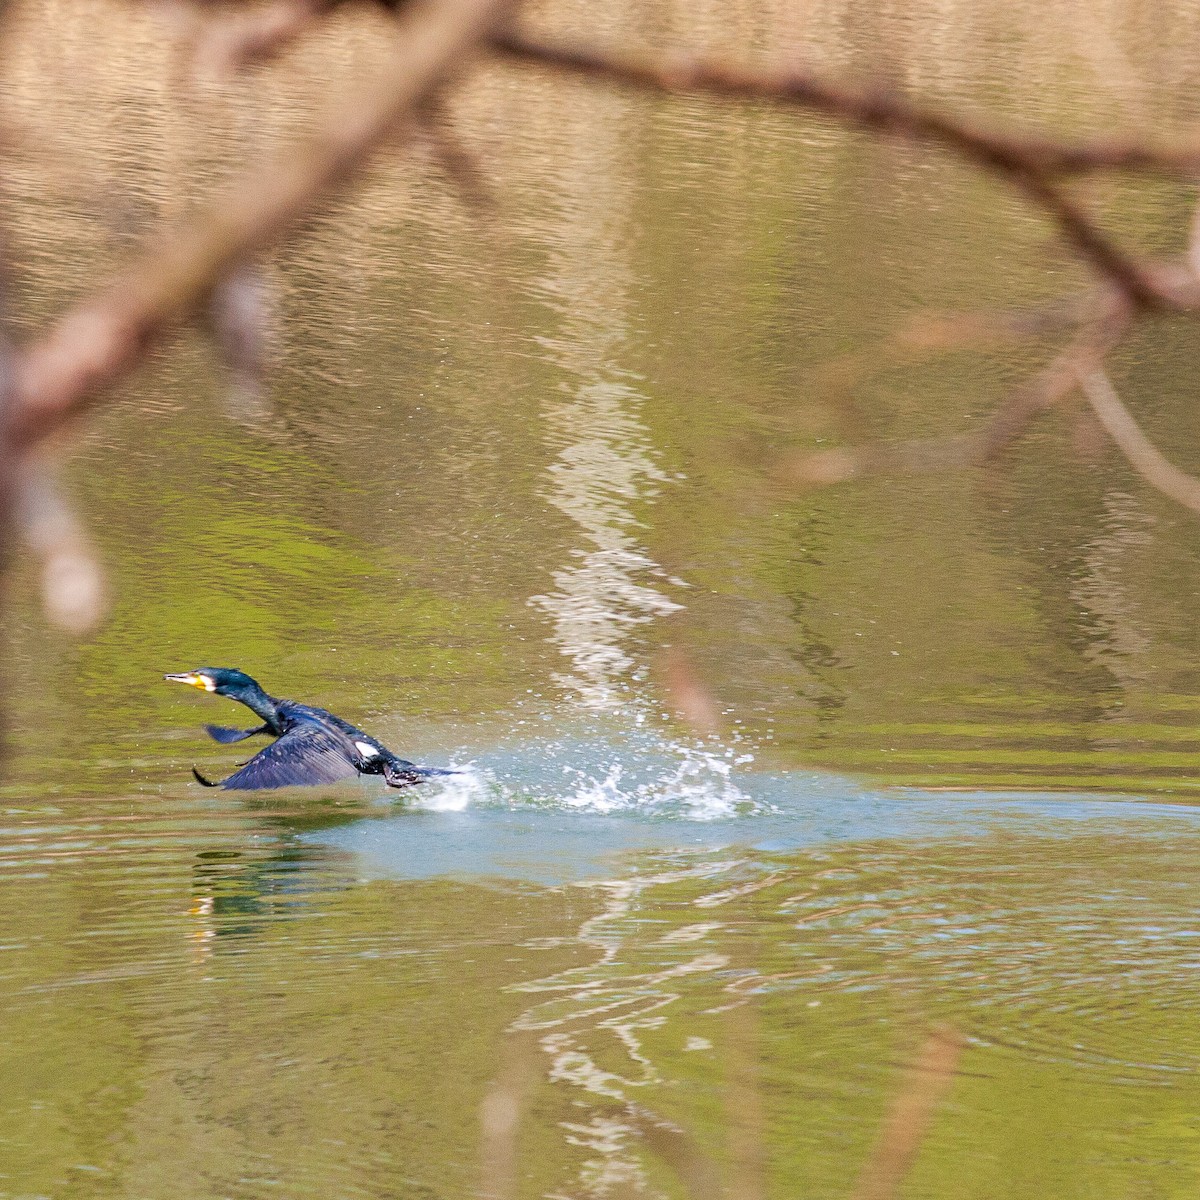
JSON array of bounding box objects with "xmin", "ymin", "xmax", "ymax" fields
[
  {"xmin": 1080, "ymin": 368, "xmax": 1200, "ymax": 514},
  {"xmin": 785, "ymin": 307, "xmax": 1130, "ymax": 489}
]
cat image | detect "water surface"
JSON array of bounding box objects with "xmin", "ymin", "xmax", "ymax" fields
[{"xmin": 3, "ymin": 1, "xmax": 1200, "ymax": 1196}]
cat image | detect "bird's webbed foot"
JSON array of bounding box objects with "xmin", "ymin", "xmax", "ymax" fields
[{"xmin": 205, "ymin": 723, "xmax": 270, "ymax": 744}]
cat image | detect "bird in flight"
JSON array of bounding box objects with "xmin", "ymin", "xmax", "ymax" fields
[{"xmin": 165, "ymin": 667, "xmax": 456, "ymax": 790}]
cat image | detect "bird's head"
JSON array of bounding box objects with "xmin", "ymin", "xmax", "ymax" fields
[{"xmin": 164, "ymin": 667, "xmax": 261, "ymax": 698}]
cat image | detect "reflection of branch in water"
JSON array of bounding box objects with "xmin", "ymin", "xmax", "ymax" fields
[
  {"xmin": 785, "ymin": 517, "xmax": 848, "ymax": 731},
  {"xmin": 1072, "ymin": 492, "xmax": 1154, "ymax": 685}
]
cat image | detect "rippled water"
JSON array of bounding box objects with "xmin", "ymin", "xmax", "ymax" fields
[
  {"xmin": 5, "ymin": 0, "xmax": 1200, "ymax": 1196},
  {"xmin": 6, "ymin": 762, "xmax": 1200, "ymax": 1196}
]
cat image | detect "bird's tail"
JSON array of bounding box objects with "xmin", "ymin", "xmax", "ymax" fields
[
  {"xmin": 382, "ymin": 761, "xmax": 461, "ymax": 788},
  {"xmin": 192, "ymin": 767, "xmax": 219, "ymax": 787}
]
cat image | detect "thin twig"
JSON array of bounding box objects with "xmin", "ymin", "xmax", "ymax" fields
[
  {"xmin": 973, "ymin": 307, "xmax": 1131, "ymax": 459},
  {"xmin": 806, "ymin": 288, "xmax": 1113, "ymax": 411},
  {"xmin": 784, "ymin": 307, "xmax": 1130, "ymax": 489},
  {"xmin": 1080, "ymin": 368, "xmax": 1200, "ymax": 514},
  {"xmin": 623, "ymin": 1102, "xmax": 724, "ymax": 1200},
  {"xmin": 479, "ymin": 1031, "xmax": 540, "ymax": 1200},
  {"xmin": 1007, "ymin": 169, "xmax": 1172, "ymax": 307},
  {"xmin": 723, "ymin": 997, "xmax": 766, "ymax": 1200},
  {"xmin": 186, "ymin": 0, "xmax": 335, "ymax": 76},
  {"xmin": 660, "ymin": 646, "xmax": 722, "ymax": 738},
  {"xmin": 494, "ymin": 31, "xmax": 1189, "ymax": 308},
  {"xmin": 417, "ymin": 98, "xmax": 498, "ymax": 212}
]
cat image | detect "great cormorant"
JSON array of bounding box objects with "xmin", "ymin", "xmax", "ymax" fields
[{"xmin": 165, "ymin": 667, "xmax": 455, "ymax": 790}]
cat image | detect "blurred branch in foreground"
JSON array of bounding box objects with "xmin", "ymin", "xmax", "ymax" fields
[
  {"xmin": 190, "ymin": 10, "xmax": 1200, "ymax": 307},
  {"xmin": 782, "ymin": 307, "xmax": 1130, "ymax": 488},
  {"xmin": 493, "ymin": 30, "xmax": 1196, "ymax": 309},
  {"xmin": 1081, "ymin": 368, "xmax": 1200, "ymax": 515},
  {"xmin": 851, "ymin": 1026, "xmax": 964, "ymax": 1200},
  {"xmin": 479, "ymin": 1016, "xmax": 963, "ymax": 1198},
  {"xmin": 177, "ymin": 0, "xmax": 334, "ymax": 76},
  {"xmin": 0, "ymin": 0, "xmax": 508, "ymax": 633},
  {"xmin": 6, "ymin": 0, "xmax": 511, "ymax": 457},
  {"xmin": 479, "ymin": 1031, "xmax": 540, "ymax": 1200},
  {"xmin": 3, "ymin": 0, "xmax": 1200, "ymax": 647},
  {"xmin": 166, "ymin": 5, "xmax": 1200, "ymax": 526},
  {"xmin": 15, "ymin": 459, "xmax": 106, "ymax": 634}
]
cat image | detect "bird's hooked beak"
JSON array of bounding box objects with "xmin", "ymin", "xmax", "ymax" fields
[{"xmin": 164, "ymin": 672, "xmax": 216, "ymax": 692}]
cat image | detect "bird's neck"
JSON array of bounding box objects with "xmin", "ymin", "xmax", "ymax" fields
[{"xmin": 236, "ymin": 685, "xmax": 282, "ymax": 730}]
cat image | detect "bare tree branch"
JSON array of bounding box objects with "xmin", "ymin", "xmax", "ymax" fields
[
  {"xmin": 183, "ymin": 0, "xmax": 335, "ymax": 76},
  {"xmin": 494, "ymin": 31, "xmax": 1191, "ymax": 308},
  {"xmin": 5, "ymin": 0, "xmax": 514, "ymax": 455},
  {"xmin": 807, "ymin": 288, "xmax": 1116, "ymax": 412},
  {"xmin": 493, "ymin": 31, "xmax": 1200, "ymax": 179},
  {"xmin": 785, "ymin": 307, "xmax": 1130, "ymax": 489},
  {"xmin": 1080, "ymin": 368, "xmax": 1200, "ymax": 514},
  {"xmin": 1007, "ymin": 170, "xmax": 1174, "ymax": 308}
]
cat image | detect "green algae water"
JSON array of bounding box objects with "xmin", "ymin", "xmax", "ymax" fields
[{"xmin": 5, "ymin": 0, "xmax": 1200, "ymax": 1196}]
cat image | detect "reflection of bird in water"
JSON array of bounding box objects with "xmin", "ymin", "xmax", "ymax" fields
[{"xmin": 165, "ymin": 667, "xmax": 456, "ymax": 790}]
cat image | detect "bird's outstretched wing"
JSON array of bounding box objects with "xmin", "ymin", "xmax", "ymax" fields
[
  {"xmin": 203, "ymin": 721, "xmax": 361, "ymax": 790},
  {"xmin": 205, "ymin": 723, "xmax": 271, "ymax": 744}
]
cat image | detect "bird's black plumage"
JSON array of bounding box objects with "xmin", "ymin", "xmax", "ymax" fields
[{"xmin": 164, "ymin": 668, "xmax": 455, "ymax": 791}]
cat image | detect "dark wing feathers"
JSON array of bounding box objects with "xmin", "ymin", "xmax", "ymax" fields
[
  {"xmin": 205, "ymin": 723, "xmax": 270, "ymax": 744},
  {"xmin": 214, "ymin": 721, "xmax": 362, "ymax": 790}
]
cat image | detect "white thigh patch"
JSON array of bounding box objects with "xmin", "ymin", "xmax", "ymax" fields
[{"xmin": 355, "ymin": 741, "xmax": 380, "ymax": 759}]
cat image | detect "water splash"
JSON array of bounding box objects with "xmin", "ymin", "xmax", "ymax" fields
[
  {"xmin": 425, "ymin": 726, "xmax": 759, "ymax": 820},
  {"xmin": 403, "ymin": 765, "xmax": 489, "ymax": 813},
  {"xmin": 554, "ymin": 742, "xmax": 755, "ymax": 820}
]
